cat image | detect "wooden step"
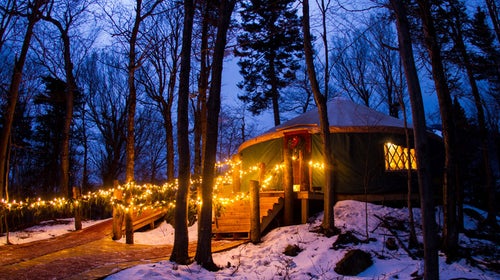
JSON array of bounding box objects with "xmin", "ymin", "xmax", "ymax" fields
[
  {"xmin": 261, "ymin": 197, "xmax": 284, "ymax": 231},
  {"xmin": 212, "ymin": 193, "xmax": 284, "ymax": 239}
]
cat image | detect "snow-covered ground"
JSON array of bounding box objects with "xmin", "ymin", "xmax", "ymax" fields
[{"xmin": 2, "ymin": 200, "xmax": 498, "ymax": 279}]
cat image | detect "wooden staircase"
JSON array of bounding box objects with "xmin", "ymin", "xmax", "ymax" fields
[{"xmin": 213, "ymin": 193, "xmax": 284, "ymax": 239}]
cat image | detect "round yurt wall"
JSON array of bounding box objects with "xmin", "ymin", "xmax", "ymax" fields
[{"xmin": 238, "ymin": 137, "xmax": 284, "ymax": 192}]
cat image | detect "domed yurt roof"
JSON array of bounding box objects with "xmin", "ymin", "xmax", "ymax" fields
[
  {"xmin": 239, "ymin": 98, "xmax": 411, "ymax": 152},
  {"xmin": 274, "ymin": 98, "xmax": 410, "ymax": 131}
]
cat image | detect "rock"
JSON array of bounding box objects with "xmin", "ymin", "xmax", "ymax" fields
[
  {"xmin": 283, "ymin": 244, "xmax": 302, "ymax": 256},
  {"xmin": 386, "ymin": 237, "xmax": 398, "ymax": 251},
  {"xmin": 332, "ymin": 231, "xmax": 362, "ymax": 249},
  {"xmin": 334, "ymin": 249, "xmax": 373, "ymax": 276}
]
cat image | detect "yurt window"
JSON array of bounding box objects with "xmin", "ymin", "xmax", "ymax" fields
[{"xmin": 384, "ymin": 142, "xmax": 417, "ymax": 171}]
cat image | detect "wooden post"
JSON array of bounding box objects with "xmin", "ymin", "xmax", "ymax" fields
[
  {"xmin": 73, "ymin": 186, "xmax": 82, "ymax": 231},
  {"xmin": 258, "ymin": 162, "xmax": 266, "ymax": 188},
  {"xmin": 301, "ymin": 199, "xmax": 309, "ymax": 224},
  {"xmin": 232, "ymin": 154, "xmax": 241, "ymax": 193},
  {"xmin": 283, "ymin": 142, "xmax": 294, "ymax": 226},
  {"xmin": 125, "ymin": 185, "xmax": 134, "ymax": 244},
  {"xmin": 125, "ymin": 209, "xmax": 133, "ymax": 244},
  {"xmin": 112, "ymin": 180, "xmax": 124, "ymax": 240},
  {"xmin": 250, "ymin": 180, "xmax": 261, "ymax": 244}
]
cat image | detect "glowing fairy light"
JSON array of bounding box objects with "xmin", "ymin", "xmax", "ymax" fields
[
  {"xmin": 309, "ymin": 160, "xmax": 325, "ymax": 170},
  {"xmin": 1, "ymin": 156, "xmax": 280, "ymax": 219}
]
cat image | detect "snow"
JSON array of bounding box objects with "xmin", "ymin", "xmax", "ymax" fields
[
  {"xmin": 115, "ymin": 219, "xmax": 199, "ymax": 245},
  {"xmin": 106, "ymin": 201, "xmax": 499, "ymax": 279},
  {"xmin": 2, "ymin": 201, "xmax": 498, "ymax": 279}
]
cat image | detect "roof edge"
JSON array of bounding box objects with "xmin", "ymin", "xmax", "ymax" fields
[{"xmin": 238, "ymin": 125, "xmax": 418, "ymax": 153}]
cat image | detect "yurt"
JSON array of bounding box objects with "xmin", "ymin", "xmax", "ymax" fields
[{"xmin": 234, "ymin": 98, "xmax": 444, "ymax": 201}]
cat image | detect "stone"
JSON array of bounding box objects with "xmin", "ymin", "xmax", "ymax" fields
[{"xmin": 334, "ymin": 249, "xmax": 373, "ymax": 276}]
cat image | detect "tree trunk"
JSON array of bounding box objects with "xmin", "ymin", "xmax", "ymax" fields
[
  {"xmin": 165, "ymin": 61, "xmax": 177, "ymax": 182},
  {"xmin": 59, "ymin": 29, "xmax": 75, "ymax": 199},
  {"xmin": 171, "ymin": 0, "xmax": 195, "ymax": 265},
  {"xmin": 164, "ymin": 113, "xmax": 175, "ymax": 182},
  {"xmin": 123, "ymin": 0, "xmax": 145, "ymax": 246},
  {"xmin": 269, "ymin": 56, "xmax": 281, "ymax": 126},
  {"xmin": 112, "ymin": 185, "xmax": 124, "ymax": 240},
  {"xmin": 0, "ymin": 1, "xmax": 45, "ymax": 199},
  {"xmin": 73, "ymin": 186, "xmax": 82, "ymax": 230},
  {"xmin": 125, "ymin": 0, "xmax": 143, "ymax": 185},
  {"xmin": 302, "ymin": 0, "xmax": 336, "ymax": 234},
  {"xmin": 3, "ymin": 136, "xmax": 11, "ymax": 244},
  {"xmin": 389, "ymin": 0, "xmax": 439, "ymax": 278},
  {"xmin": 125, "ymin": 202, "xmax": 134, "ymax": 244},
  {"xmin": 82, "ymin": 109, "xmax": 89, "ymax": 192},
  {"xmin": 402, "ymin": 99, "xmax": 419, "ymax": 248},
  {"xmin": 319, "ymin": 0, "xmax": 330, "ymax": 99},
  {"xmin": 195, "ymin": 0, "xmax": 236, "ymax": 271},
  {"xmin": 416, "ymin": 0, "xmax": 459, "ymax": 259},
  {"xmin": 194, "ymin": 5, "xmax": 210, "ymax": 179}
]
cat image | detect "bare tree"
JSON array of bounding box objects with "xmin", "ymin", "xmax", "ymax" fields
[
  {"xmin": 80, "ymin": 51, "xmax": 128, "ymax": 187},
  {"xmin": 0, "ymin": 0, "xmax": 18, "ymax": 52},
  {"xmin": 138, "ymin": 1, "xmax": 182, "ymax": 183},
  {"xmin": 444, "ymin": 0, "xmax": 496, "ymax": 228},
  {"xmin": 133, "ymin": 106, "xmax": 166, "ymax": 184},
  {"xmin": 416, "ymin": 0, "xmax": 460, "ymax": 259},
  {"xmin": 0, "ymin": 0, "xmax": 48, "ymax": 199},
  {"xmin": 195, "ymin": 0, "xmax": 236, "ymax": 270},
  {"xmin": 191, "ymin": 0, "xmax": 216, "ymax": 180},
  {"xmin": 368, "ymin": 15, "xmax": 405, "ymax": 118},
  {"xmin": 331, "ymin": 29, "xmax": 376, "ymax": 107},
  {"xmin": 38, "ymin": 0, "xmax": 94, "ymax": 198},
  {"xmin": 302, "ymin": 0, "xmax": 337, "ymax": 234},
  {"xmin": 217, "ymin": 104, "xmax": 250, "ymax": 161},
  {"xmin": 389, "ymin": 0, "xmax": 439, "ymax": 278},
  {"xmin": 171, "ymin": 0, "xmax": 195, "ymax": 265},
  {"xmin": 281, "ymin": 64, "xmax": 315, "ymax": 115},
  {"xmin": 102, "ymin": 0, "xmax": 163, "ymax": 244}
]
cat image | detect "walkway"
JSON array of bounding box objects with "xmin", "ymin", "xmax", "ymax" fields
[{"xmin": 0, "ymin": 219, "xmax": 246, "ymax": 280}]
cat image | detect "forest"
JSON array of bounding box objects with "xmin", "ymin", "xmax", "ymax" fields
[{"xmin": 0, "ymin": 0, "xmax": 499, "ymax": 276}]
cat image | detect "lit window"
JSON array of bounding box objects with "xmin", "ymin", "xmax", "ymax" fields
[{"xmin": 384, "ymin": 142, "xmax": 417, "ymax": 171}]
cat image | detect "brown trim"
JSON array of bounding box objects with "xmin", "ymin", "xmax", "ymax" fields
[{"xmin": 238, "ymin": 125, "xmax": 435, "ymax": 153}]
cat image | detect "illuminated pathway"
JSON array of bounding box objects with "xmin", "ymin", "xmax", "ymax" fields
[{"xmin": 0, "ymin": 220, "xmax": 246, "ymax": 279}]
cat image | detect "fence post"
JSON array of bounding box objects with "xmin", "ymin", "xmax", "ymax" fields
[
  {"xmin": 124, "ymin": 184, "xmax": 134, "ymax": 245},
  {"xmin": 112, "ymin": 180, "xmax": 123, "ymax": 240},
  {"xmin": 73, "ymin": 186, "xmax": 82, "ymax": 230},
  {"xmin": 250, "ymin": 180, "xmax": 261, "ymax": 244}
]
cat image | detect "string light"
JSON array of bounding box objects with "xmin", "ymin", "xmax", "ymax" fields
[{"xmin": 1, "ymin": 156, "xmax": 326, "ymax": 218}]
